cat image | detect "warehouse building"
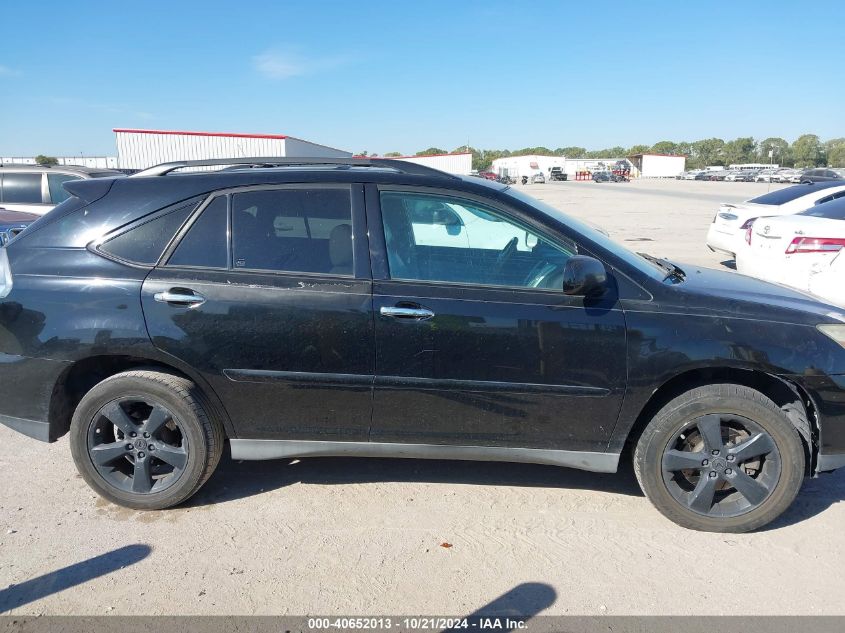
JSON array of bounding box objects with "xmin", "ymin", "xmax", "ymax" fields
[
  {"xmin": 114, "ymin": 128, "xmax": 351, "ymax": 170},
  {"xmin": 628, "ymin": 153, "xmax": 686, "ymax": 178},
  {"xmin": 1, "ymin": 156, "xmax": 118, "ymax": 169},
  {"xmin": 490, "ymin": 155, "xmax": 566, "ymax": 180},
  {"xmin": 390, "ymin": 152, "xmax": 472, "ymax": 175}
]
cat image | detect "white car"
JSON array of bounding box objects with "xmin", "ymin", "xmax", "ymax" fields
[
  {"xmin": 705, "ymin": 182, "xmax": 845, "ymax": 259},
  {"xmin": 809, "ymin": 250, "xmax": 845, "ymax": 307},
  {"xmin": 736, "ymin": 197, "xmax": 845, "ymax": 306}
]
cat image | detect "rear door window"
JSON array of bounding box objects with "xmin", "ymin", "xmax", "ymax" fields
[
  {"xmin": 1, "ymin": 173, "xmax": 43, "ymax": 203},
  {"xmin": 231, "ymin": 187, "xmax": 353, "ymax": 275}
]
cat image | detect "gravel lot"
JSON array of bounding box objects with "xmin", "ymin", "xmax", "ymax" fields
[{"xmin": 1, "ymin": 179, "xmax": 843, "ymax": 617}]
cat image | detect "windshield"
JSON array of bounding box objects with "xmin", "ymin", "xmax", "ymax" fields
[
  {"xmin": 798, "ymin": 199, "xmax": 845, "ymax": 220},
  {"xmin": 503, "ymin": 187, "xmax": 669, "ymax": 279}
]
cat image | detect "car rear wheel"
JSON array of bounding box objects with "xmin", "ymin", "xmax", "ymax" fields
[
  {"xmin": 634, "ymin": 383, "xmax": 805, "ymax": 532},
  {"xmin": 70, "ymin": 369, "xmax": 224, "ymax": 510}
]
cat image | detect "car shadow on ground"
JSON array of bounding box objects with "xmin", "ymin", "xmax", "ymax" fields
[
  {"xmin": 186, "ymin": 444, "xmax": 644, "ymax": 508},
  {"xmin": 187, "ymin": 446, "xmax": 845, "ymax": 529},
  {"xmin": 766, "ymin": 467, "xmax": 845, "ymax": 530}
]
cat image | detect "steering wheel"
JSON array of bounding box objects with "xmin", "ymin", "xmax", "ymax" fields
[{"xmin": 495, "ymin": 237, "xmax": 519, "ymax": 273}]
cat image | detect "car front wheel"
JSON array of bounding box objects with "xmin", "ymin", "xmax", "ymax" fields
[
  {"xmin": 69, "ymin": 369, "xmax": 224, "ymax": 510},
  {"xmin": 634, "ymin": 383, "xmax": 805, "ymax": 532}
]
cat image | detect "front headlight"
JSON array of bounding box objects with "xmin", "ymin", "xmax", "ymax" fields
[{"xmin": 818, "ymin": 324, "xmax": 845, "ymax": 348}]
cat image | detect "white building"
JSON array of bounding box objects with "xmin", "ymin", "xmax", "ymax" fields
[
  {"xmin": 391, "ymin": 152, "xmax": 472, "ymax": 175},
  {"xmin": 1, "ymin": 156, "xmax": 118, "ymax": 169},
  {"xmin": 565, "ymin": 158, "xmax": 629, "ymax": 175},
  {"xmin": 628, "ymin": 153, "xmax": 686, "ymax": 178},
  {"xmin": 490, "ymin": 155, "xmax": 566, "ymax": 180},
  {"xmin": 114, "ymin": 128, "xmax": 351, "ymax": 170}
]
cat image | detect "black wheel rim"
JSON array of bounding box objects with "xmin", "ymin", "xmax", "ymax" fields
[
  {"xmin": 661, "ymin": 413, "xmax": 781, "ymax": 518},
  {"xmin": 87, "ymin": 397, "xmax": 189, "ymax": 495}
]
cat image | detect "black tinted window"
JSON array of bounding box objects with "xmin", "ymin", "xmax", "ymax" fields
[
  {"xmin": 749, "ymin": 183, "xmax": 842, "ymax": 205},
  {"xmin": 1, "ymin": 173, "xmax": 42, "ymax": 203},
  {"xmin": 168, "ymin": 196, "xmax": 228, "ymax": 268},
  {"xmin": 100, "ymin": 202, "xmax": 196, "ymax": 265},
  {"xmin": 47, "ymin": 173, "xmax": 82, "ymax": 204},
  {"xmin": 231, "ymin": 187, "xmax": 353, "ymax": 275}
]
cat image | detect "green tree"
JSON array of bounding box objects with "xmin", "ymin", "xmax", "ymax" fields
[
  {"xmin": 35, "ymin": 155, "xmax": 58, "ymax": 166},
  {"xmin": 723, "ymin": 137, "xmax": 757, "ymax": 165},
  {"xmin": 554, "ymin": 146, "xmax": 586, "ymax": 158},
  {"xmin": 586, "ymin": 147, "xmax": 626, "ymax": 158},
  {"xmin": 691, "ymin": 138, "xmax": 725, "ymax": 167},
  {"xmin": 416, "ymin": 147, "xmax": 447, "ymax": 156},
  {"xmin": 650, "ymin": 141, "xmax": 679, "ymax": 154},
  {"xmin": 383, "ymin": 151, "xmax": 402, "ymax": 157},
  {"xmin": 824, "ymin": 138, "xmax": 845, "ymax": 167},
  {"xmin": 757, "ymin": 137, "xmax": 791, "ymax": 166},
  {"xmin": 627, "ymin": 144, "xmax": 650, "ymax": 155},
  {"xmin": 791, "ymin": 134, "xmax": 824, "ymax": 167}
]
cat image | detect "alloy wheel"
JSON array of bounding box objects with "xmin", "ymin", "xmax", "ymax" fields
[
  {"xmin": 87, "ymin": 398, "xmax": 189, "ymax": 495},
  {"xmin": 661, "ymin": 413, "xmax": 781, "ymax": 517}
]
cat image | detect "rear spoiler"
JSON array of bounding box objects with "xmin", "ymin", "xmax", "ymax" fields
[{"xmin": 63, "ymin": 178, "xmax": 116, "ymax": 205}]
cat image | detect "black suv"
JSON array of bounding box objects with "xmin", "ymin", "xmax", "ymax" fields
[{"xmin": 1, "ymin": 157, "xmax": 844, "ymax": 533}]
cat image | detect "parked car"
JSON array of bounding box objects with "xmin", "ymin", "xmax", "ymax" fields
[
  {"xmin": 0, "ymin": 207, "xmax": 38, "ymax": 245},
  {"xmin": 683, "ymin": 171, "xmax": 703, "ymax": 180},
  {"xmin": 706, "ymin": 181, "xmax": 845, "ymax": 259},
  {"xmin": 0, "ymin": 164, "xmax": 125, "ymax": 216},
  {"xmin": 695, "ymin": 171, "xmax": 715, "ymax": 181},
  {"xmin": 788, "ymin": 170, "xmax": 808, "ymax": 183},
  {"xmin": 800, "ymin": 168, "xmax": 845, "ymax": 184},
  {"xmin": 736, "ymin": 197, "xmax": 845, "ymax": 306},
  {"xmin": 2, "ymin": 156, "xmax": 845, "ymax": 533},
  {"xmin": 477, "ymin": 171, "xmax": 499, "ymax": 181},
  {"xmin": 593, "ymin": 171, "xmax": 628, "ymax": 183},
  {"xmin": 809, "ymin": 249, "xmax": 845, "ymax": 308},
  {"xmin": 548, "ymin": 167, "xmax": 568, "ymax": 181},
  {"xmin": 531, "ymin": 172, "xmax": 546, "ymax": 184}
]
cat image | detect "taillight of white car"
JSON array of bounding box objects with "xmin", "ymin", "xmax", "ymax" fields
[
  {"xmin": 0, "ymin": 248, "xmax": 13, "ymax": 298},
  {"xmin": 742, "ymin": 218, "xmax": 759, "ymax": 245},
  {"xmin": 785, "ymin": 237, "xmax": 845, "ymax": 254}
]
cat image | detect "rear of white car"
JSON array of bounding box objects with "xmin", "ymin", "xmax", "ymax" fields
[
  {"xmin": 736, "ymin": 198, "xmax": 845, "ymax": 304},
  {"xmin": 809, "ymin": 250, "xmax": 845, "ymax": 307},
  {"xmin": 706, "ymin": 183, "xmax": 845, "ymax": 259}
]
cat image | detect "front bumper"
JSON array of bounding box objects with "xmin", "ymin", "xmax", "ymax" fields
[{"xmin": 705, "ymin": 224, "xmax": 740, "ymax": 258}]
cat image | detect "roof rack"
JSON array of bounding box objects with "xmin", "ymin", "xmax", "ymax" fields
[{"xmin": 131, "ymin": 156, "xmax": 460, "ymax": 179}]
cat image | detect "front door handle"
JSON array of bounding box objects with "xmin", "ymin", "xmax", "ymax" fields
[
  {"xmin": 380, "ymin": 306, "xmax": 435, "ymax": 320},
  {"xmin": 154, "ymin": 289, "xmax": 206, "ymax": 307}
]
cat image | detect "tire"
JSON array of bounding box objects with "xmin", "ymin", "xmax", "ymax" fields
[
  {"xmin": 69, "ymin": 369, "xmax": 224, "ymax": 510},
  {"xmin": 634, "ymin": 383, "xmax": 805, "ymax": 532}
]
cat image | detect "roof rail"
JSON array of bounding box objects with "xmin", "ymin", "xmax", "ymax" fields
[{"xmin": 131, "ymin": 156, "xmax": 460, "ymax": 179}]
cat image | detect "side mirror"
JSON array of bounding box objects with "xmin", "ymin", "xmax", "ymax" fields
[{"xmin": 563, "ymin": 256, "xmax": 607, "ymax": 297}]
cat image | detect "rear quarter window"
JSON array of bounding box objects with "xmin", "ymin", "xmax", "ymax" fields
[{"xmin": 98, "ymin": 200, "xmax": 199, "ymax": 265}]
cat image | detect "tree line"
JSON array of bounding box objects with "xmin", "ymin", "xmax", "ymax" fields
[{"xmin": 361, "ymin": 135, "xmax": 845, "ymax": 172}]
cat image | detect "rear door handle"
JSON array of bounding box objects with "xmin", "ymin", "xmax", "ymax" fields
[
  {"xmin": 380, "ymin": 306, "xmax": 435, "ymax": 320},
  {"xmin": 154, "ymin": 290, "xmax": 206, "ymax": 307}
]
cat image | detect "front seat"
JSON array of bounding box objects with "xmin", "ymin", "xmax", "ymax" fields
[{"xmin": 328, "ymin": 223, "xmax": 353, "ymax": 275}]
